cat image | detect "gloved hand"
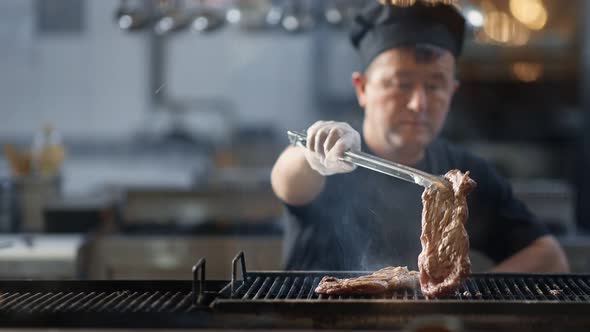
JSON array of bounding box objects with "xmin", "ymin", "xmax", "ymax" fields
[{"xmin": 303, "ymin": 121, "xmax": 361, "ymax": 176}]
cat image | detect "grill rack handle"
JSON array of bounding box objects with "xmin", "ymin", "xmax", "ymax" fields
[
  {"xmin": 192, "ymin": 258, "xmax": 206, "ymax": 305},
  {"xmin": 231, "ymin": 251, "xmax": 248, "ymax": 296}
]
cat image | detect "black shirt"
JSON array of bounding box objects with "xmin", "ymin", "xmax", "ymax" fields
[{"xmin": 283, "ymin": 139, "xmax": 548, "ymax": 271}]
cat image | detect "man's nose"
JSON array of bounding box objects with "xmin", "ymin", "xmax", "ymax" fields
[{"xmin": 407, "ymin": 85, "xmax": 427, "ymax": 113}]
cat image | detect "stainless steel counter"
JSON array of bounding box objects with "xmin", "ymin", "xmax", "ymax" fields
[
  {"xmin": 0, "ymin": 234, "xmax": 83, "ymax": 279},
  {"xmin": 79, "ymin": 234, "xmax": 283, "ymax": 279}
]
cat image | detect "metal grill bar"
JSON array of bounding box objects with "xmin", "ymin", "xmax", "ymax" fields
[
  {"xmin": 557, "ymin": 278, "xmax": 574, "ymax": 300},
  {"xmin": 467, "ymin": 278, "xmax": 481, "ymax": 298},
  {"xmin": 497, "ymin": 279, "xmax": 514, "ymax": 300},
  {"xmin": 98, "ymin": 291, "xmax": 134, "ymax": 312},
  {"xmin": 86, "ymin": 292, "xmax": 120, "ymax": 312},
  {"xmin": 231, "ymin": 281, "xmax": 248, "ymax": 299},
  {"xmin": 275, "ymin": 277, "xmax": 291, "ymax": 299},
  {"xmin": 0, "ymin": 293, "xmax": 31, "ymax": 310},
  {"xmin": 253, "ymin": 277, "xmax": 271, "ymax": 300},
  {"xmin": 0, "ymin": 292, "xmax": 23, "ymax": 308},
  {"xmin": 40, "ymin": 292, "xmax": 76, "ymax": 312},
  {"xmin": 54, "ymin": 292, "xmax": 87, "ymax": 312},
  {"xmin": 122, "ymin": 292, "xmax": 150, "ymax": 313},
  {"xmin": 264, "ymin": 277, "xmax": 281, "ymax": 300},
  {"xmin": 75, "ymin": 292, "xmax": 107, "ymax": 312},
  {"xmin": 527, "ymin": 279, "xmax": 548, "ymax": 300},
  {"xmin": 242, "ymin": 277, "xmax": 261, "ymax": 300},
  {"xmin": 305, "ymin": 280, "xmax": 316, "ymax": 299},
  {"xmin": 539, "ymin": 279, "xmax": 560, "ymax": 300},
  {"xmin": 151, "ymin": 292, "xmax": 176, "ymax": 312},
  {"xmin": 578, "ymin": 278, "xmax": 590, "ymax": 294},
  {"xmin": 308, "ymin": 277, "xmax": 320, "ymax": 299},
  {"xmin": 112, "ymin": 291, "xmax": 140, "ymax": 312},
  {"xmin": 478, "ymin": 278, "xmax": 493, "ymax": 299},
  {"xmin": 0, "ymin": 281, "xmax": 196, "ymax": 315},
  {"xmin": 508, "ymin": 278, "xmax": 524, "ymax": 299},
  {"xmin": 286, "ymin": 277, "xmax": 300, "ymax": 299},
  {"xmin": 517, "ymin": 278, "xmax": 536, "ymax": 300},
  {"xmin": 488, "ymin": 279, "xmax": 504, "ymax": 300},
  {"xmin": 18, "ymin": 292, "xmax": 55, "ymax": 313},
  {"xmin": 28, "ymin": 293, "xmax": 63, "ymax": 312},
  {"xmin": 159, "ymin": 291, "xmax": 184, "ymax": 312},
  {"xmin": 548, "ymin": 278, "xmax": 567, "ymax": 300},
  {"xmin": 510, "ymin": 279, "xmax": 524, "ymax": 299},
  {"xmin": 131, "ymin": 291, "xmax": 159, "ymax": 312},
  {"xmin": 296, "ymin": 277, "xmax": 310, "ymax": 299},
  {"xmin": 568, "ymin": 278, "xmax": 590, "ymax": 301},
  {"xmin": 9, "ymin": 293, "xmax": 43, "ymax": 312},
  {"xmin": 173, "ymin": 293, "xmax": 194, "ymax": 313},
  {"xmin": 67, "ymin": 292, "xmax": 98, "ymax": 311},
  {"xmin": 401, "ymin": 289, "xmax": 408, "ymax": 300}
]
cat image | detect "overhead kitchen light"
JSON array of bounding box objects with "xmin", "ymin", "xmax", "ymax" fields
[
  {"xmin": 483, "ymin": 11, "xmax": 530, "ymax": 46},
  {"xmin": 465, "ymin": 8, "xmax": 484, "ymax": 28},
  {"xmin": 512, "ymin": 61, "xmax": 544, "ymax": 82},
  {"xmin": 509, "ymin": 0, "xmax": 548, "ymax": 31}
]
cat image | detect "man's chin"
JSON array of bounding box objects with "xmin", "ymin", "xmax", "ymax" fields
[{"xmin": 389, "ymin": 133, "xmax": 431, "ymax": 150}]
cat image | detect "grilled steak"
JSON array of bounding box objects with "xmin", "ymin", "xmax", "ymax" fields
[
  {"xmin": 315, "ymin": 266, "xmax": 419, "ymax": 295},
  {"xmin": 418, "ymin": 169, "xmax": 476, "ymax": 297}
]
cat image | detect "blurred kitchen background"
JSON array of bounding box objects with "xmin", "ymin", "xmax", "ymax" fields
[{"xmin": 0, "ymin": 0, "xmax": 589, "ymax": 280}]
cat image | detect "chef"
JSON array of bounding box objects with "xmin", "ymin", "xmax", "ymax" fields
[{"xmin": 271, "ymin": 0, "xmax": 569, "ymax": 272}]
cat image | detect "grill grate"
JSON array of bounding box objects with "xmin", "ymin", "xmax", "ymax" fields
[
  {"xmin": 211, "ymin": 253, "xmax": 590, "ymax": 316},
  {"xmin": 0, "ymin": 281, "xmax": 197, "ymax": 314},
  {"xmin": 0, "ymin": 254, "xmax": 589, "ymax": 330},
  {"xmin": 221, "ymin": 273, "xmax": 590, "ymax": 302}
]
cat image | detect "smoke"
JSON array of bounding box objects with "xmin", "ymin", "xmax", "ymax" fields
[
  {"xmin": 323, "ymin": 174, "xmax": 423, "ymax": 272},
  {"xmin": 282, "ymin": 143, "xmax": 424, "ymax": 271},
  {"xmin": 354, "ymin": 176, "xmax": 423, "ymax": 271}
]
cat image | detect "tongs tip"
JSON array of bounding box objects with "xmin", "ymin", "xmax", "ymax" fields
[{"xmin": 287, "ymin": 130, "xmax": 307, "ymax": 146}]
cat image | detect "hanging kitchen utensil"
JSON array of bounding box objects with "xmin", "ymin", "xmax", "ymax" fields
[
  {"xmin": 114, "ymin": 0, "xmax": 152, "ymax": 31},
  {"xmin": 323, "ymin": 0, "xmax": 345, "ymax": 27},
  {"xmin": 225, "ymin": 0, "xmax": 273, "ymax": 31},
  {"xmin": 154, "ymin": 0, "xmax": 192, "ymax": 35},
  {"xmin": 265, "ymin": 0, "xmax": 285, "ymax": 28},
  {"xmin": 190, "ymin": 0, "xmax": 226, "ymax": 33},
  {"xmin": 280, "ymin": 0, "xmax": 316, "ymax": 33}
]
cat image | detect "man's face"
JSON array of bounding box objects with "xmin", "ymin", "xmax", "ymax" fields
[{"xmin": 353, "ymin": 47, "xmax": 458, "ymax": 155}]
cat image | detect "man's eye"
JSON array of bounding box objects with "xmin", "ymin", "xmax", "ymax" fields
[
  {"xmin": 397, "ymin": 82, "xmax": 413, "ymax": 90},
  {"xmin": 425, "ymin": 83, "xmax": 442, "ymax": 92}
]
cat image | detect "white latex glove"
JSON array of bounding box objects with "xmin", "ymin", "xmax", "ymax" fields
[{"xmin": 303, "ymin": 121, "xmax": 361, "ymax": 176}]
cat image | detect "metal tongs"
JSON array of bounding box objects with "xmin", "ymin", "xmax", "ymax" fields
[{"xmin": 287, "ymin": 130, "xmax": 448, "ymax": 190}]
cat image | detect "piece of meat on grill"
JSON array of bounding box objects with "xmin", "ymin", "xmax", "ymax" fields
[
  {"xmin": 418, "ymin": 169, "xmax": 476, "ymax": 297},
  {"xmin": 315, "ymin": 266, "xmax": 419, "ymax": 295}
]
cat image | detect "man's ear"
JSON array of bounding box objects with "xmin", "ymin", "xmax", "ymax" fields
[
  {"xmin": 351, "ymin": 71, "xmax": 367, "ymax": 107},
  {"xmin": 452, "ymin": 79, "xmax": 460, "ymax": 94}
]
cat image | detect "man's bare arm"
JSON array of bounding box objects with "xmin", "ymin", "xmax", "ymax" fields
[
  {"xmin": 489, "ymin": 235, "xmax": 570, "ymax": 273},
  {"xmin": 271, "ymin": 146, "xmax": 326, "ymax": 206},
  {"xmin": 271, "ymin": 121, "xmax": 361, "ymax": 205}
]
